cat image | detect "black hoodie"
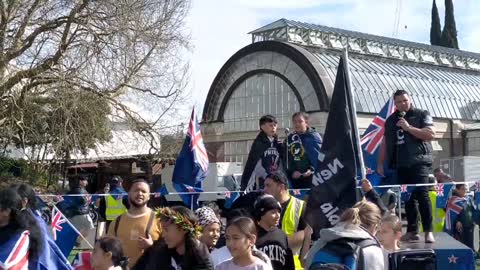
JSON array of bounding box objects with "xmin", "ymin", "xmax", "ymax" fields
[
  {"xmin": 240, "ymin": 131, "xmax": 284, "ymax": 192},
  {"xmin": 256, "ymin": 226, "xmax": 295, "ymax": 270}
]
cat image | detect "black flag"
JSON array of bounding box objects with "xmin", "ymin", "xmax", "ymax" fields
[{"xmin": 305, "ymin": 56, "xmax": 361, "ymax": 235}]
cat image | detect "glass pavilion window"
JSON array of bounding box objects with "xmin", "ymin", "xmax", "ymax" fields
[
  {"xmin": 224, "ymin": 140, "xmax": 252, "ymax": 164},
  {"xmin": 223, "ymin": 73, "xmax": 301, "ymax": 133}
]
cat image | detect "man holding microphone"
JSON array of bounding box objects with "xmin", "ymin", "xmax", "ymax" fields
[{"xmin": 378, "ymin": 89, "xmax": 436, "ymax": 243}]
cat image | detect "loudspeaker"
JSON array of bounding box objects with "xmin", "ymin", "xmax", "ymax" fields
[{"xmin": 388, "ymin": 249, "xmax": 436, "ymax": 270}]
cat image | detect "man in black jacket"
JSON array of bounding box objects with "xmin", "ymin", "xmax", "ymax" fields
[
  {"xmin": 241, "ymin": 115, "xmax": 284, "ymax": 192},
  {"xmin": 378, "ymin": 90, "xmax": 435, "ymax": 243}
]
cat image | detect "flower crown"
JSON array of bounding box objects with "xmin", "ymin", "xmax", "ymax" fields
[{"xmin": 156, "ymin": 207, "xmax": 201, "ymax": 236}]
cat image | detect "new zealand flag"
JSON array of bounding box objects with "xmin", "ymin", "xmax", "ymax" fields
[
  {"xmin": 444, "ymin": 195, "xmax": 467, "ymax": 234},
  {"xmin": 0, "ymin": 230, "xmax": 30, "ymax": 270},
  {"xmin": 51, "ymin": 206, "xmax": 81, "ymax": 257},
  {"xmin": 170, "ymin": 107, "xmax": 209, "ymax": 209}
]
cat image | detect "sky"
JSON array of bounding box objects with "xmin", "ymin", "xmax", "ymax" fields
[{"xmin": 179, "ymin": 0, "xmax": 480, "ymax": 120}]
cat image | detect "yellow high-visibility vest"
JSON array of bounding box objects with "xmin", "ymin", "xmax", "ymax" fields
[
  {"xmin": 281, "ymin": 196, "xmax": 305, "ymax": 270},
  {"xmin": 421, "ymin": 191, "xmax": 445, "ymax": 232},
  {"xmin": 430, "ymin": 191, "xmax": 446, "ymax": 232},
  {"xmin": 105, "ymin": 195, "xmax": 127, "ymax": 221}
]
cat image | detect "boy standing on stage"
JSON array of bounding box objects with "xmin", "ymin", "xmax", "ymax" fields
[
  {"xmin": 286, "ymin": 112, "xmax": 322, "ymax": 190},
  {"xmin": 240, "ymin": 115, "xmax": 284, "ymax": 192}
]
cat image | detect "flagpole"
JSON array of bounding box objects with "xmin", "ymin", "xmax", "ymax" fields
[
  {"xmin": 342, "ymin": 48, "xmax": 366, "ymax": 180},
  {"xmin": 191, "ymin": 194, "xmax": 194, "ymax": 211}
]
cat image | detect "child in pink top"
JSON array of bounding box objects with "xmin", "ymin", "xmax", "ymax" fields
[{"xmin": 215, "ymin": 217, "xmax": 272, "ymax": 270}]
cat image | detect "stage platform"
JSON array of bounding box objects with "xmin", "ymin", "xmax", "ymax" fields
[{"xmin": 400, "ymin": 232, "xmax": 475, "ymax": 270}]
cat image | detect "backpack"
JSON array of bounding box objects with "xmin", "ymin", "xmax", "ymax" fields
[{"xmin": 309, "ymin": 238, "xmax": 379, "ymax": 270}]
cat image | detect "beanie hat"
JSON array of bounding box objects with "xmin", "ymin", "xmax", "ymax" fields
[
  {"xmin": 253, "ymin": 194, "xmax": 282, "ymax": 221},
  {"xmin": 195, "ymin": 207, "xmax": 220, "ymax": 228}
]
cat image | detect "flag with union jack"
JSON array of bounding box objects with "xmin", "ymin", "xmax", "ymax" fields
[
  {"xmin": 171, "ymin": 107, "xmax": 209, "ymax": 209},
  {"xmin": 360, "ymin": 98, "xmax": 396, "ymax": 187},
  {"xmin": 0, "ymin": 230, "xmax": 29, "ymax": 270},
  {"xmin": 51, "ymin": 206, "xmax": 81, "ymax": 257},
  {"xmin": 435, "ymin": 183, "xmax": 454, "ymax": 209},
  {"xmin": 444, "ymin": 195, "xmax": 468, "ymax": 234}
]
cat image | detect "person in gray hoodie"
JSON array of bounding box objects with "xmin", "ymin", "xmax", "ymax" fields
[{"xmin": 304, "ymin": 199, "xmax": 384, "ymax": 270}]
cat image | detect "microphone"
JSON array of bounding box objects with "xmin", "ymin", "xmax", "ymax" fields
[
  {"xmin": 284, "ymin": 128, "xmax": 290, "ymax": 136},
  {"xmin": 398, "ymin": 111, "xmax": 406, "ymax": 118}
]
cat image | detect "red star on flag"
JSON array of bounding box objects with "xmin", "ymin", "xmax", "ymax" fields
[
  {"xmin": 225, "ymin": 191, "xmax": 231, "ymax": 199},
  {"xmin": 400, "ymin": 185, "xmax": 408, "ymax": 193},
  {"xmin": 448, "ymin": 254, "xmax": 458, "ymax": 264},
  {"xmin": 293, "ymin": 189, "xmax": 301, "ymax": 196}
]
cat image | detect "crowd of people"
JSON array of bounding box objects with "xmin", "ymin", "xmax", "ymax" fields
[
  {"xmin": 2, "ymin": 89, "xmax": 478, "ymax": 270},
  {"xmin": 1, "ymin": 177, "xmax": 410, "ymax": 270}
]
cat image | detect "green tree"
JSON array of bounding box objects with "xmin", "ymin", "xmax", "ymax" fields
[
  {"xmin": 441, "ymin": 0, "xmax": 459, "ymax": 49},
  {"xmin": 430, "ymin": 0, "xmax": 442, "ymax": 46}
]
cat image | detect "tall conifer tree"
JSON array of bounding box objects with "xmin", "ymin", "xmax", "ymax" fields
[
  {"xmin": 441, "ymin": 0, "xmax": 459, "ymax": 49},
  {"xmin": 430, "ymin": 0, "xmax": 442, "ymax": 46}
]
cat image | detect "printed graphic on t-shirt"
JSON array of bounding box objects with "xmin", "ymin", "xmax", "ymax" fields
[
  {"xmin": 289, "ymin": 134, "xmax": 305, "ymax": 161},
  {"xmin": 263, "ymin": 147, "xmax": 280, "ymax": 173},
  {"xmin": 424, "ymin": 114, "xmax": 433, "ymax": 126},
  {"xmin": 258, "ymin": 244, "xmax": 286, "ymax": 265},
  {"xmin": 396, "ymin": 129, "xmax": 405, "ymax": 145}
]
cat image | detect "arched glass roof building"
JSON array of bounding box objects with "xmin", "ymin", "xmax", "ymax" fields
[{"xmin": 201, "ymin": 19, "xmax": 480, "ymax": 166}]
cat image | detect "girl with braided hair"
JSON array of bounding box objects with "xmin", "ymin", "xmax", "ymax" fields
[{"xmin": 133, "ymin": 206, "xmax": 213, "ymax": 270}]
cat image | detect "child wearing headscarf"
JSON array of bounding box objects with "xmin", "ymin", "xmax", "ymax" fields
[{"xmin": 196, "ymin": 207, "xmax": 221, "ymax": 252}]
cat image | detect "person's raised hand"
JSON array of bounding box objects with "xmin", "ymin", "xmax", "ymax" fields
[
  {"xmin": 138, "ymin": 233, "xmax": 153, "ymax": 250},
  {"xmin": 361, "ymin": 179, "xmax": 373, "ymax": 193},
  {"xmin": 396, "ymin": 118, "xmax": 410, "ymax": 131}
]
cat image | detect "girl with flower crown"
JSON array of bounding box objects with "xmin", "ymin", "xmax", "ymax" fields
[{"xmin": 133, "ymin": 206, "xmax": 213, "ymax": 270}]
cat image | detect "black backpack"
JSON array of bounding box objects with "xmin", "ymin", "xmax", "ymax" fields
[{"xmin": 309, "ymin": 238, "xmax": 379, "ymax": 270}]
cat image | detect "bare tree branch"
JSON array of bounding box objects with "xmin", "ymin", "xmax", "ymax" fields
[{"xmin": 0, "ymin": 0, "xmax": 191, "ymax": 168}]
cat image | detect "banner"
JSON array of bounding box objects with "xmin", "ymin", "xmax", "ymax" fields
[{"xmin": 305, "ymin": 56, "xmax": 361, "ymax": 233}]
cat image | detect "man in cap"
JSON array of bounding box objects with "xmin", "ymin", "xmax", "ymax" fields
[{"xmin": 264, "ymin": 173, "xmax": 306, "ymax": 269}]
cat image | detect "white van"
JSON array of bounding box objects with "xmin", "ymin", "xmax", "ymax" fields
[{"xmin": 162, "ymin": 162, "xmax": 242, "ymax": 203}]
